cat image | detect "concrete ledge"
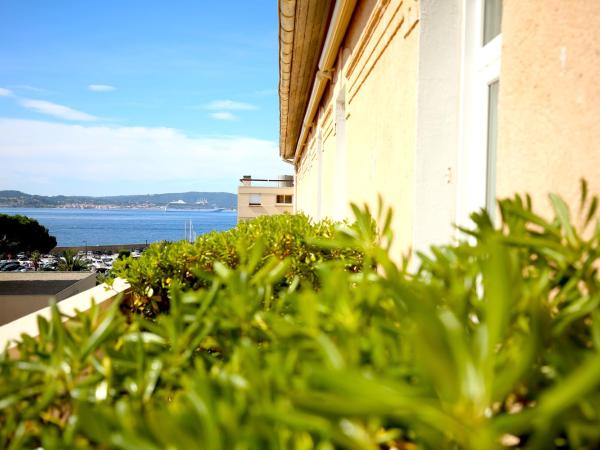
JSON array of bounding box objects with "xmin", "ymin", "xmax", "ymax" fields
[
  {"xmin": 0, "ymin": 272, "xmax": 98, "ymax": 325},
  {"xmin": 0, "ymin": 277, "xmax": 130, "ymax": 352}
]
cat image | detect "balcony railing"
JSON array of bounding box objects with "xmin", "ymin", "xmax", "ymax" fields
[{"xmin": 239, "ymin": 175, "xmax": 294, "ymax": 187}]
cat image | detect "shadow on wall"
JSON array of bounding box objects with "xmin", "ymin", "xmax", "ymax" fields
[{"xmin": 0, "ymin": 272, "xmax": 96, "ymax": 325}]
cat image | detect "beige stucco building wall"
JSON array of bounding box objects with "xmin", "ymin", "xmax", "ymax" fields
[
  {"xmin": 282, "ymin": 0, "xmax": 600, "ymax": 255},
  {"xmin": 497, "ymin": 0, "xmax": 600, "ymax": 217},
  {"xmin": 237, "ymin": 186, "xmax": 294, "ymax": 221},
  {"xmin": 295, "ymin": 0, "xmax": 420, "ymax": 253}
]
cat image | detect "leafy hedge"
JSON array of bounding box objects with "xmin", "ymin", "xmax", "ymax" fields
[
  {"xmin": 3, "ymin": 188, "xmax": 600, "ymax": 449},
  {"xmin": 111, "ymin": 213, "xmax": 365, "ymax": 316}
]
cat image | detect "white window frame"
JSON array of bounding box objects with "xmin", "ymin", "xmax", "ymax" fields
[
  {"xmin": 316, "ymin": 127, "xmax": 323, "ymax": 220},
  {"xmin": 334, "ymin": 86, "xmax": 347, "ymax": 221},
  {"xmin": 456, "ymin": 0, "xmax": 502, "ymax": 228}
]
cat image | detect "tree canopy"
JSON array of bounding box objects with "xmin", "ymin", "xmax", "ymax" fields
[{"xmin": 0, "ymin": 214, "xmax": 57, "ymax": 256}]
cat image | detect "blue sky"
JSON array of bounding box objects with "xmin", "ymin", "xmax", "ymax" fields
[{"xmin": 0, "ymin": 1, "xmax": 291, "ymax": 196}]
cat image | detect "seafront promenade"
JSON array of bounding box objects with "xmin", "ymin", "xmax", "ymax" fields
[{"xmin": 50, "ymin": 243, "xmax": 150, "ymax": 255}]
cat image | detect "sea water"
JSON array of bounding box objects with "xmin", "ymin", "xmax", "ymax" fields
[{"xmin": 0, "ymin": 208, "xmax": 237, "ymax": 247}]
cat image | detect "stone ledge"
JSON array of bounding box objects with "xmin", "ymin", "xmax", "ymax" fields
[{"xmin": 0, "ymin": 277, "xmax": 130, "ymax": 354}]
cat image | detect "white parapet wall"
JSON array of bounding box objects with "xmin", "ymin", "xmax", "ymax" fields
[
  {"xmin": 0, "ymin": 277, "xmax": 130, "ymax": 353},
  {"xmin": 0, "ymin": 272, "xmax": 97, "ymax": 326}
]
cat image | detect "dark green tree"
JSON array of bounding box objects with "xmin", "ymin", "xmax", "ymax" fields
[
  {"xmin": 117, "ymin": 249, "xmax": 131, "ymax": 260},
  {"xmin": 0, "ymin": 214, "xmax": 56, "ymax": 256}
]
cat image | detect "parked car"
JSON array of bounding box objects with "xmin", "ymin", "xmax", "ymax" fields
[
  {"xmin": 41, "ymin": 263, "xmax": 57, "ymax": 271},
  {"xmin": 1, "ymin": 262, "xmax": 23, "ymax": 272}
]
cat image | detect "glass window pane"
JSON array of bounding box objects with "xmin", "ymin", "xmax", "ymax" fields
[
  {"xmin": 485, "ymin": 81, "xmax": 499, "ymax": 218},
  {"xmin": 276, "ymin": 195, "xmax": 292, "ymax": 204},
  {"xmin": 483, "ymin": 0, "xmax": 502, "ymax": 45}
]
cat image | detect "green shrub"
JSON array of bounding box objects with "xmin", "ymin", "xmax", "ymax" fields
[
  {"xmin": 111, "ymin": 213, "xmax": 366, "ymax": 316},
  {"xmin": 2, "ymin": 187, "xmax": 600, "ymax": 449}
]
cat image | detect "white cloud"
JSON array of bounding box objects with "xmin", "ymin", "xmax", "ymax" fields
[
  {"xmin": 0, "ymin": 88, "xmax": 13, "ymax": 97},
  {"xmin": 11, "ymin": 85, "xmax": 49, "ymax": 94},
  {"xmin": 0, "ymin": 118, "xmax": 291, "ymax": 195},
  {"xmin": 204, "ymin": 99, "xmax": 257, "ymax": 111},
  {"xmin": 19, "ymin": 99, "xmax": 97, "ymax": 121},
  {"xmin": 88, "ymin": 84, "xmax": 116, "ymax": 92},
  {"xmin": 210, "ymin": 111, "xmax": 237, "ymax": 121}
]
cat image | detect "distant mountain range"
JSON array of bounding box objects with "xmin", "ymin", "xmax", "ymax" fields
[{"xmin": 0, "ymin": 190, "xmax": 237, "ymax": 209}]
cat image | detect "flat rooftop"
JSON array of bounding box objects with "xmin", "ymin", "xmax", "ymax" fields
[{"xmin": 0, "ymin": 272, "xmax": 93, "ymax": 296}]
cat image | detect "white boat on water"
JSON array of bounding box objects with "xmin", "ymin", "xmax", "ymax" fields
[{"xmin": 164, "ymin": 199, "xmax": 224, "ymax": 212}]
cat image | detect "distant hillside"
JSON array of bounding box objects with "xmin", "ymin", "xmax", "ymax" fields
[{"xmin": 0, "ymin": 190, "xmax": 237, "ymax": 209}]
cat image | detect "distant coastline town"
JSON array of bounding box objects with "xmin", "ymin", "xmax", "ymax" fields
[
  {"xmin": 0, "ymin": 188, "xmax": 240, "ymax": 275},
  {"xmin": 0, "ymin": 190, "xmax": 238, "ymax": 210}
]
